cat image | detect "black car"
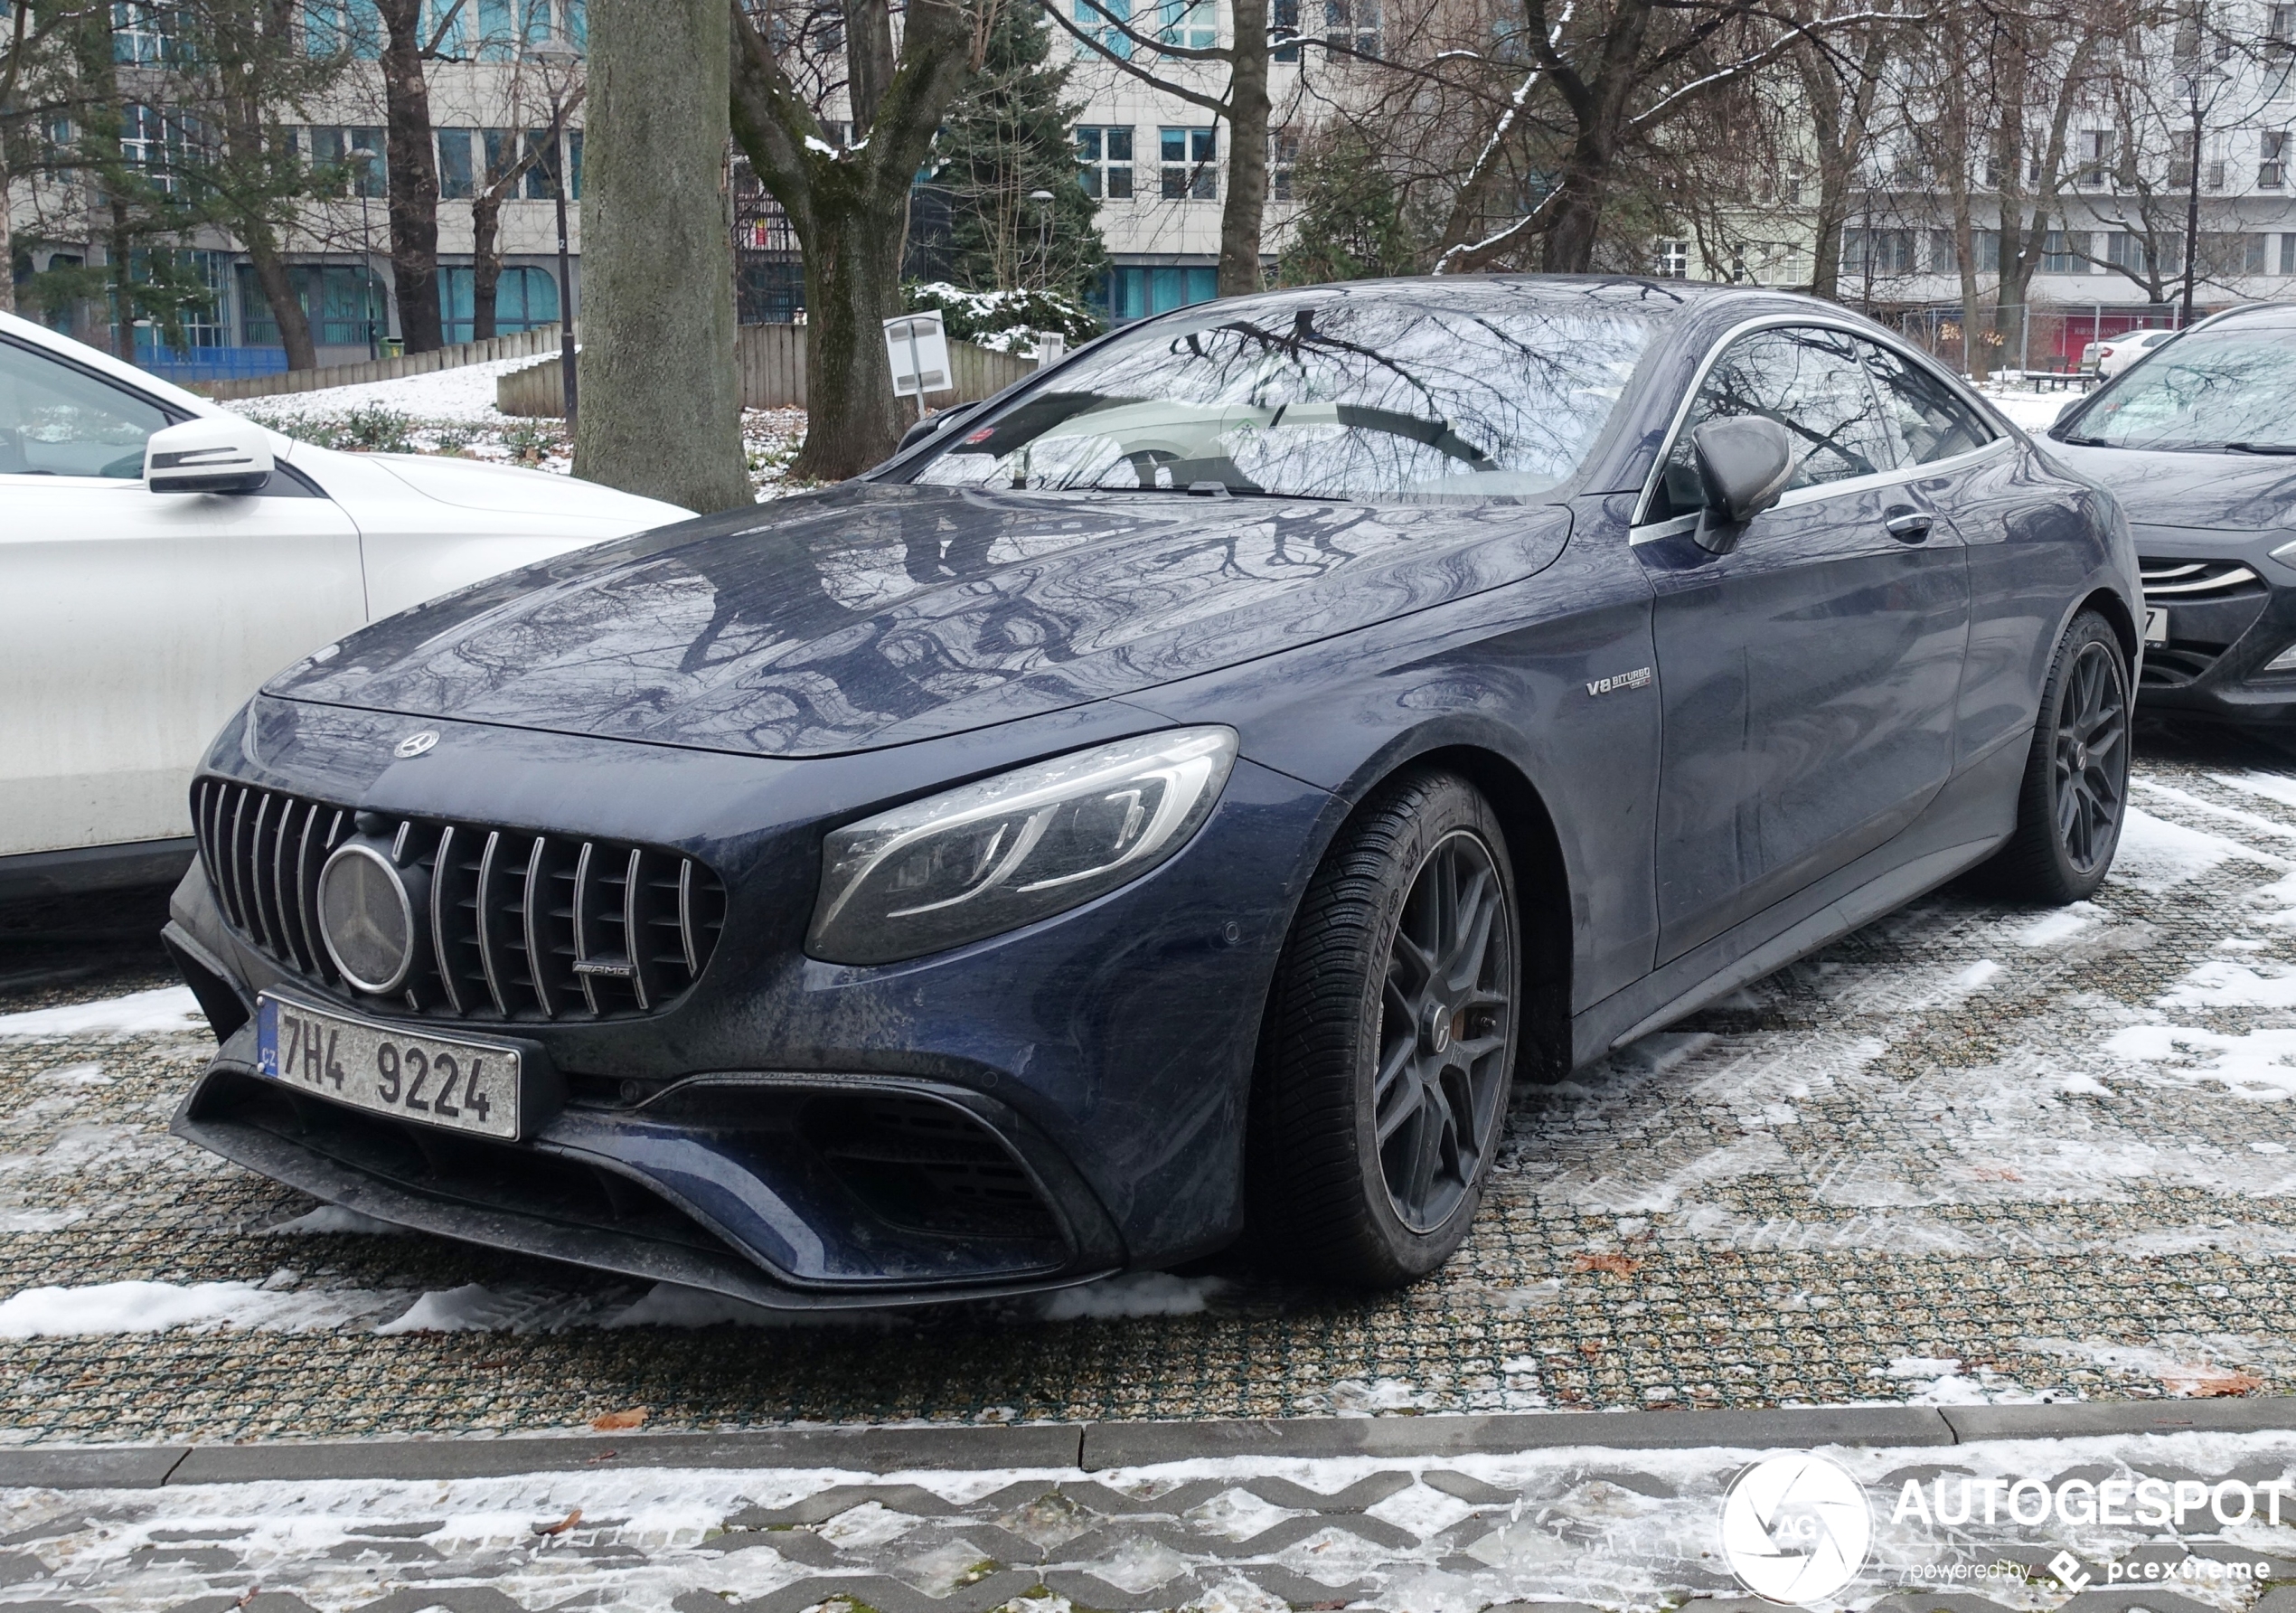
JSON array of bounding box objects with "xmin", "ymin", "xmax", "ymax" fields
[
  {"xmin": 2049, "ymin": 302, "xmax": 2296, "ymax": 724},
  {"xmin": 164, "ymin": 278, "xmax": 2140, "ymax": 1309}
]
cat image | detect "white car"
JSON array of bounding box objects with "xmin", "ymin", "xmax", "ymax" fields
[
  {"xmin": 2085, "ymin": 327, "xmax": 2180, "ymax": 377},
  {"xmin": 0, "ymin": 309, "xmax": 687, "ymax": 899}
]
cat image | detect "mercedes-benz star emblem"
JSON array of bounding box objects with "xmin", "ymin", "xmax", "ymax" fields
[
  {"xmin": 315, "ymin": 843, "xmax": 418, "ymax": 995},
  {"xmin": 394, "ymin": 731, "xmax": 439, "ymax": 759}
]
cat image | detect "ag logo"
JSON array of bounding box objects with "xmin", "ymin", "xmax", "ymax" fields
[
  {"xmin": 1718, "ymin": 1452, "xmax": 1872, "ymax": 1605},
  {"xmin": 393, "ymin": 731, "xmax": 439, "ymax": 759}
]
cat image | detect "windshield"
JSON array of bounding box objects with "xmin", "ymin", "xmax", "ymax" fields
[
  {"xmin": 2060, "ymin": 325, "xmax": 2296, "ymax": 450},
  {"xmin": 907, "ymin": 289, "xmax": 1655, "ymax": 501}
]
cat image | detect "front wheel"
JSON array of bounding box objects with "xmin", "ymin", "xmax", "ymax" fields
[
  {"xmin": 1248, "ymin": 771, "xmax": 1521, "ymax": 1288},
  {"xmin": 1981, "ymin": 609, "xmax": 2131, "ymax": 902}
]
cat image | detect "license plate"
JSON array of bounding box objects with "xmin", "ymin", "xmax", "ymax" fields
[
  {"xmin": 257, "ymin": 995, "xmax": 521, "ymax": 1141},
  {"xmin": 2144, "ymin": 607, "xmax": 2169, "ymax": 646}
]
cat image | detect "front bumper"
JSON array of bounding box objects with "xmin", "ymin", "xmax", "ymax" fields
[
  {"xmin": 2136, "ymin": 538, "xmax": 2296, "ymax": 724},
  {"xmin": 168, "ymin": 695, "xmax": 1335, "ymax": 1307}
]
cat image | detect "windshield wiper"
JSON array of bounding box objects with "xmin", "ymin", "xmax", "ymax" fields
[
  {"xmin": 2054, "ymin": 432, "xmax": 2109, "ymax": 446},
  {"xmin": 2223, "ymin": 441, "xmax": 2296, "ymax": 455}
]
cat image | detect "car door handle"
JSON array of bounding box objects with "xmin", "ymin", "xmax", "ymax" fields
[{"xmin": 1884, "ymin": 508, "xmax": 1934, "ymax": 543}]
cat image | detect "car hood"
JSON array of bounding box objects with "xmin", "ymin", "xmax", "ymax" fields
[
  {"xmin": 364, "ymin": 452, "xmax": 689, "ymax": 525},
  {"xmin": 266, "ymin": 481, "xmax": 1573, "ymax": 758},
  {"xmin": 2048, "ymin": 439, "xmax": 2296, "ymax": 533}
]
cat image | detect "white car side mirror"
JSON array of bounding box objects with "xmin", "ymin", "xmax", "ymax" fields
[{"xmin": 145, "ymin": 416, "xmax": 275, "ymax": 495}]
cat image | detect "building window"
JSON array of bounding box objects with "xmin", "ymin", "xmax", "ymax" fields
[
  {"xmin": 2039, "ymin": 229, "xmax": 2085, "ymax": 273},
  {"xmin": 119, "ymin": 102, "xmax": 190, "ymax": 193},
  {"xmin": 311, "ymin": 126, "xmax": 386, "ymax": 197},
  {"xmin": 2199, "ymin": 231, "xmax": 2269, "ymax": 273},
  {"xmin": 111, "ymin": 2, "xmax": 183, "ymax": 64},
  {"xmin": 2077, "ymin": 128, "xmax": 2114, "ymax": 188},
  {"xmin": 304, "ymin": 0, "xmax": 384, "ymax": 59},
  {"xmin": 1074, "ymin": 0, "xmax": 1133, "ymax": 58},
  {"xmin": 2272, "ymin": 2, "xmax": 2296, "ymax": 49},
  {"xmin": 1322, "ymin": 0, "xmax": 1379, "ymax": 53},
  {"xmin": 1270, "ymin": 130, "xmax": 1299, "ymax": 203},
  {"xmin": 1844, "ymin": 227, "xmax": 1915, "ymax": 275},
  {"xmin": 237, "ymin": 262, "xmax": 390, "ymax": 349},
  {"xmin": 438, "ymin": 127, "xmax": 476, "ymax": 199},
  {"xmin": 1077, "ymin": 127, "xmax": 1134, "ymax": 199},
  {"xmin": 2283, "ymin": 232, "xmax": 2296, "ymax": 274},
  {"xmin": 1157, "ymin": 0, "xmax": 1214, "ymax": 50},
  {"xmin": 1272, "ymin": 0, "xmax": 1299, "ymax": 59},
  {"xmin": 2263, "ymin": 130, "xmax": 2288, "ymax": 188},
  {"xmin": 1652, "ymin": 239, "xmax": 1689, "ymax": 278},
  {"xmin": 439, "ymin": 264, "xmax": 560, "ymax": 344},
  {"xmin": 1095, "ymin": 263, "xmax": 1218, "ymax": 321},
  {"xmin": 1161, "ymin": 126, "xmax": 1217, "ymax": 200},
  {"xmin": 2104, "ymin": 231, "xmax": 2153, "ymax": 275}
]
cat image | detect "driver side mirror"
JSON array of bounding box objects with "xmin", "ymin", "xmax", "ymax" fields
[
  {"xmin": 145, "ymin": 415, "xmax": 274, "ymax": 495},
  {"xmin": 1689, "ymin": 416, "xmax": 1795, "ymax": 554}
]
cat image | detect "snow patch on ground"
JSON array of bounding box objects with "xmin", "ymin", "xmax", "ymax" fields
[
  {"xmin": 235, "ymin": 352, "xmax": 557, "ymax": 422},
  {"xmin": 373, "ymin": 1282, "xmax": 623, "ymax": 1335},
  {"xmin": 2157, "ymin": 958, "xmax": 2296, "ymax": 1010},
  {"xmin": 1036, "ymin": 1270, "xmax": 1228, "ymax": 1320},
  {"xmin": 2104, "ymin": 1022, "xmax": 2296, "ymax": 1100},
  {"xmin": 2110, "ymin": 806, "xmax": 2272, "ymax": 891},
  {"xmin": 1981, "ymin": 387, "xmax": 2076, "ymax": 432},
  {"xmin": 0, "ymin": 1278, "xmax": 406, "ymax": 1337},
  {"xmin": 0, "ymin": 986, "xmax": 206, "ymax": 1039},
  {"xmin": 2015, "ymin": 902, "xmax": 2101, "ymax": 947},
  {"xmin": 264, "ymin": 1203, "xmax": 403, "ymax": 1235}
]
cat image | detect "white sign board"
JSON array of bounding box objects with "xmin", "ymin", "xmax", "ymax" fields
[
  {"xmin": 884, "ymin": 313, "xmax": 954, "ymax": 398},
  {"xmin": 1035, "ymin": 330, "xmax": 1066, "ymax": 368}
]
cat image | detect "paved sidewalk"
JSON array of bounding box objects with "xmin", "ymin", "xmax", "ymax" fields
[
  {"xmin": 5, "ymin": 728, "xmax": 2296, "ymax": 1442},
  {"xmin": 3, "ymin": 1403, "xmax": 2294, "ymax": 1611}
]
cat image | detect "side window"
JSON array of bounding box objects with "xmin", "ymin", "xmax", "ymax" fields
[
  {"xmin": 1650, "ymin": 326, "xmax": 1894, "ymax": 523},
  {"xmin": 1858, "ymin": 338, "xmax": 1994, "ymax": 466},
  {"xmin": 0, "ymin": 339, "xmax": 173, "ymax": 479}
]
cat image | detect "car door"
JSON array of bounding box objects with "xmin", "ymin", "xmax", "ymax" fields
[
  {"xmin": 0, "ymin": 335, "xmax": 364, "ymax": 860},
  {"xmin": 1633, "ymin": 323, "xmax": 1972, "ymax": 963}
]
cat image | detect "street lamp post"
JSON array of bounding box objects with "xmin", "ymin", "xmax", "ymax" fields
[
  {"xmin": 2184, "ymin": 71, "xmax": 2206, "ymax": 327},
  {"xmin": 530, "ymin": 34, "xmax": 580, "ymax": 429}
]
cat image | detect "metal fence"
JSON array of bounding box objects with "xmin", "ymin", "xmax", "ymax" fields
[
  {"xmin": 1884, "ymin": 303, "xmax": 2199, "ymax": 379},
  {"xmin": 496, "ymin": 324, "xmax": 1040, "ymax": 417}
]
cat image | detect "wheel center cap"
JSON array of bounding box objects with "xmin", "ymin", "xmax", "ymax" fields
[
  {"xmin": 2073, "ymin": 740, "xmax": 2089, "ymax": 769},
  {"xmin": 1420, "ymin": 1002, "xmax": 1454, "ymax": 1056}
]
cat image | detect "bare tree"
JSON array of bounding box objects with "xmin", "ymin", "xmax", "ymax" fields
[
  {"xmin": 0, "ymin": 2, "xmax": 95, "ymax": 314},
  {"xmin": 373, "ymin": 0, "xmax": 454, "ymax": 352},
  {"xmin": 729, "ymin": 0, "xmax": 984, "ymax": 478}
]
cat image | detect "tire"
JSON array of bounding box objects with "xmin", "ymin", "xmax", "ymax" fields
[
  {"xmin": 1981, "ymin": 609, "xmax": 2132, "ymax": 903},
  {"xmin": 1248, "ymin": 770, "xmax": 1522, "ymax": 1288}
]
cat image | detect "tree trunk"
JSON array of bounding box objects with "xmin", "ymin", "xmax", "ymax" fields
[
  {"xmin": 376, "ymin": 0, "xmax": 445, "ymax": 352},
  {"xmin": 247, "ymin": 235, "xmax": 318, "ymax": 370},
  {"xmin": 575, "ymin": 0, "xmax": 749, "ymax": 511},
  {"xmin": 0, "ymin": 153, "xmax": 14, "ymax": 315},
  {"xmin": 792, "ymin": 173, "xmax": 910, "ymax": 476},
  {"xmin": 471, "ymin": 193, "xmax": 503, "ymax": 340},
  {"xmin": 1217, "ymin": 0, "xmax": 1269, "ymax": 296},
  {"xmin": 108, "ymin": 202, "xmax": 135, "ymax": 361}
]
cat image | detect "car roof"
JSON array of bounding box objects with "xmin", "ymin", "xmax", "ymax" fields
[{"xmin": 0, "ymin": 307, "xmax": 225, "ymax": 419}]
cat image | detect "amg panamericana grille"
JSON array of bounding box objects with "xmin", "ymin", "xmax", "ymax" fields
[{"xmin": 190, "ymin": 777, "xmax": 726, "ymax": 1021}]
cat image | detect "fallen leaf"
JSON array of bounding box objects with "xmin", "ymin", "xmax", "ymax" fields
[
  {"xmin": 232, "ymin": 1591, "xmax": 259, "ymax": 1608},
  {"xmin": 590, "ymin": 1407, "xmax": 648, "ymax": 1431},
  {"xmin": 1574, "ymin": 1251, "xmax": 1642, "ymax": 1278},
  {"xmin": 1578, "ymin": 1340, "xmax": 1605, "ymax": 1358},
  {"xmin": 2161, "ymin": 1366, "xmax": 2263, "ymax": 1399},
  {"xmin": 1970, "ymin": 1166, "xmax": 2022, "ymax": 1182},
  {"xmin": 536, "ymin": 1507, "xmax": 583, "ymax": 1536}
]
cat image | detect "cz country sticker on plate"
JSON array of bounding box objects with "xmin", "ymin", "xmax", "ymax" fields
[{"xmin": 256, "ymin": 994, "xmax": 521, "ymax": 1141}]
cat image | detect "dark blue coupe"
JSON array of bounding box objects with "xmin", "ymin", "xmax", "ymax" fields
[{"xmin": 166, "ymin": 278, "xmax": 2140, "ymax": 1305}]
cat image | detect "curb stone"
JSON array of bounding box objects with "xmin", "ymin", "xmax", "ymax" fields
[{"xmin": 6, "ymin": 1399, "xmax": 2296, "ymax": 1490}]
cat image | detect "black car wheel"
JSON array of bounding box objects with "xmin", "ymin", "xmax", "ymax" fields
[
  {"xmin": 1982, "ymin": 609, "xmax": 2131, "ymax": 902},
  {"xmin": 1250, "ymin": 770, "xmax": 1520, "ymax": 1287}
]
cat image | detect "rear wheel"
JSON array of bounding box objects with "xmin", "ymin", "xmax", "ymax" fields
[
  {"xmin": 1249, "ymin": 771, "xmax": 1520, "ymax": 1287},
  {"xmin": 1981, "ymin": 609, "xmax": 2131, "ymax": 902}
]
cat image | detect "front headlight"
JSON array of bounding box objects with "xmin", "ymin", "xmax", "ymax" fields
[{"xmin": 807, "ymin": 727, "xmax": 1238, "ymax": 966}]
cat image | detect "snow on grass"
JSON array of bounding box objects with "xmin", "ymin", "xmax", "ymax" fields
[
  {"xmin": 0, "ymin": 1278, "xmax": 407, "ymax": 1337},
  {"xmin": 0, "ymin": 986, "xmax": 205, "ymax": 1039},
  {"xmin": 233, "ymin": 351, "xmax": 555, "ymax": 422},
  {"xmin": 1978, "ymin": 385, "xmax": 2078, "ymax": 433}
]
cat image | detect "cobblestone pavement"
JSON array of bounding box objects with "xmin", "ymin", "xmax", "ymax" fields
[
  {"xmin": 8, "ymin": 729, "xmax": 2296, "ymax": 1445},
  {"xmin": 7, "ymin": 1430, "xmax": 2296, "ymax": 1610}
]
